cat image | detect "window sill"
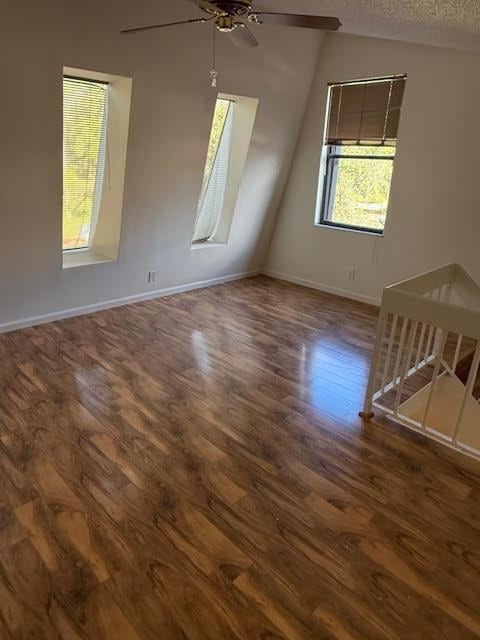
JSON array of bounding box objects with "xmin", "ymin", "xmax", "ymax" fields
[
  {"xmin": 190, "ymin": 242, "xmax": 227, "ymax": 251},
  {"xmin": 62, "ymin": 249, "xmax": 116, "ymax": 269},
  {"xmin": 314, "ymin": 223, "xmax": 385, "ymax": 238}
]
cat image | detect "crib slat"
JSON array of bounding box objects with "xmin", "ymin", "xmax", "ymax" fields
[
  {"xmin": 452, "ymin": 334, "xmax": 463, "ymax": 373},
  {"xmin": 394, "ymin": 320, "xmax": 418, "ymax": 415},
  {"xmin": 380, "ymin": 314, "xmax": 398, "ymax": 394},
  {"xmin": 415, "ymin": 322, "xmax": 427, "ymax": 369},
  {"xmin": 424, "ymin": 324, "xmax": 435, "ymax": 361},
  {"xmin": 392, "ymin": 317, "xmax": 409, "ymax": 388},
  {"xmin": 421, "ymin": 330, "xmax": 447, "ymax": 430}
]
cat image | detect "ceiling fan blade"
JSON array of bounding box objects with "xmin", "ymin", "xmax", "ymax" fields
[
  {"xmin": 251, "ymin": 13, "xmax": 341, "ymax": 31},
  {"xmin": 121, "ymin": 17, "xmax": 208, "ymax": 34},
  {"xmin": 229, "ymin": 23, "xmax": 259, "ymax": 48}
]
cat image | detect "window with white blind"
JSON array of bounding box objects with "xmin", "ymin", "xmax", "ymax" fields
[
  {"xmin": 193, "ymin": 99, "xmax": 234, "ymax": 244},
  {"xmin": 63, "ymin": 76, "xmax": 109, "ymax": 251},
  {"xmin": 62, "ymin": 67, "xmax": 132, "ymax": 269}
]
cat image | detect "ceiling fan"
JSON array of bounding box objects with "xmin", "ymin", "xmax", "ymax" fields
[{"xmin": 121, "ymin": 0, "xmax": 342, "ymax": 48}]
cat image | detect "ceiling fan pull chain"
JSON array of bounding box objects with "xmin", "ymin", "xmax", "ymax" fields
[
  {"xmin": 210, "ymin": 69, "xmax": 218, "ymax": 87},
  {"xmin": 210, "ymin": 23, "xmax": 218, "ymax": 87}
]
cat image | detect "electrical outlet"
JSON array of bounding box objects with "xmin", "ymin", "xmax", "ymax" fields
[
  {"xmin": 148, "ymin": 271, "xmax": 157, "ymax": 284},
  {"xmin": 348, "ymin": 269, "xmax": 357, "ymax": 282}
]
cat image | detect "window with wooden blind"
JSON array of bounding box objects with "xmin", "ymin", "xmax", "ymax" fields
[
  {"xmin": 63, "ymin": 76, "xmax": 108, "ymax": 251},
  {"xmin": 318, "ymin": 75, "xmax": 406, "ymax": 234}
]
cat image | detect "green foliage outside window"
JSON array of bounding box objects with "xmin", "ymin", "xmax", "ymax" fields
[
  {"xmin": 198, "ymin": 99, "xmax": 231, "ymax": 205},
  {"xmin": 329, "ymin": 145, "xmax": 395, "ymax": 231}
]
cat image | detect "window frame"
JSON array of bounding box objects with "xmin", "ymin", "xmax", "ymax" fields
[{"xmin": 318, "ymin": 143, "xmax": 396, "ymax": 235}]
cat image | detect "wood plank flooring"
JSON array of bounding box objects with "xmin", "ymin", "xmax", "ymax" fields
[{"xmin": 0, "ymin": 275, "xmax": 479, "ymax": 640}]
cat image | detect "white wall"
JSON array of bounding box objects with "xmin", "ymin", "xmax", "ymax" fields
[
  {"xmin": 0, "ymin": 0, "xmax": 320, "ymax": 327},
  {"xmin": 266, "ymin": 33, "xmax": 480, "ymax": 305}
]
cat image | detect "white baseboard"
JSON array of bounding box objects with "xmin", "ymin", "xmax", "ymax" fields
[
  {"xmin": 263, "ymin": 269, "xmax": 380, "ymax": 307},
  {"xmin": 0, "ymin": 269, "xmax": 261, "ymax": 335}
]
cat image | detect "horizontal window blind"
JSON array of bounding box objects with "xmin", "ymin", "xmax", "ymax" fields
[
  {"xmin": 193, "ymin": 99, "xmax": 234, "ymax": 243},
  {"xmin": 326, "ymin": 75, "xmax": 406, "ymax": 146},
  {"xmin": 63, "ymin": 77, "xmax": 108, "ymax": 250}
]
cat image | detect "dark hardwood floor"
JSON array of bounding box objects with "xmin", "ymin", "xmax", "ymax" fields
[{"xmin": 0, "ymin": 275, "xmax": 479, "ymax": 640}]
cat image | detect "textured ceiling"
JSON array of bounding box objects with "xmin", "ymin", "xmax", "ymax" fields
[
  {"xmin": 256, "ymin": 0, "xmax": 480, "ymax": 52},
  {"xmin": 357, "ymin": 0, "xmax": 479, "ymax": 33}
]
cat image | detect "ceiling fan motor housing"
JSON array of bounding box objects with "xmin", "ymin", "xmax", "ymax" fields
[{"xmin": 204, "ymin": 0, "xmax": 252, "ymax": 17}]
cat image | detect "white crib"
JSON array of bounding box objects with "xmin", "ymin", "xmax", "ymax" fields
[{"xmin": 361, "ymin": 264, "xmax": 480, "ymax": 460}]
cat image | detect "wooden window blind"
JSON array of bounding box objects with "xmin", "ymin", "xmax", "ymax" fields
[{"xmin": 326, "ymin": 75, "xmax": 406, "ymax": 146}]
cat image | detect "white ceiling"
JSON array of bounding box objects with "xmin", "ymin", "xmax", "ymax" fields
[{"xmin": 255, "ymin": 0, "xmax": 480, "ymax": 53}]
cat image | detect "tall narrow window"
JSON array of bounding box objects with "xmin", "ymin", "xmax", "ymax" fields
[
  {"xmin": 63, "ymin": 77, "xmax": 108, "ymax": 251},
  {"xmin": 193, "ymin": 99, "xmax": 234, "ymax": 243},
  {"xmin": 318, "ymin": 75, "xmax": 406, "ymax": 234}
]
